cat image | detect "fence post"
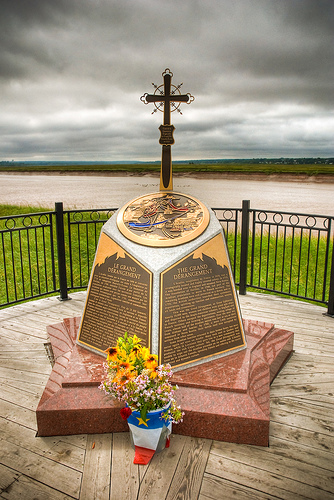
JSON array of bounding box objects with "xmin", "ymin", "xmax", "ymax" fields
[
  {"xmin": 55, "ymin": 202, "xmax": 69, "ymax": 300},
  {"xmin": 239, "ymin": 200, "xmax": 250, "ymax": 295},
  {"xmin": 327, "ymin": 235, "xmax": 334, "ymax": 316}
]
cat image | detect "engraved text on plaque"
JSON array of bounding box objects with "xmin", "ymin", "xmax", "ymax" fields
[
  {"xmin": 77, "ymin": 233, "xmax": 152, "ymax": 354},
  {"xmin": 160, "ymin": 233, "xmax": 245, "ymax": 367}
]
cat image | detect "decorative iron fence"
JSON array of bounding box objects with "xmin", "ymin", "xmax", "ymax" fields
[{"xmin": 1, "ymin": 201, "xmax": 333, "ymax": 315}]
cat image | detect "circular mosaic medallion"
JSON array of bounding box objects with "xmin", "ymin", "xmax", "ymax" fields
[{"xmin": 117, "ymin": 192, "xmax": 210, "ymax": 247}]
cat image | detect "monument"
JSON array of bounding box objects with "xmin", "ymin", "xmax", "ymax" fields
[
  {"xmin": 76, "ymin": 68, "xmax": 246, "ymax": 369},
  {"xmin": 36, "ymin": 69, "xmax": 294, "ymax": 445}
]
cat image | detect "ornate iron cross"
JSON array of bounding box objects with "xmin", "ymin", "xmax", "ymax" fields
[{"xmin": 141, "ymin": 68, "xmax": 194, "ymax": 191}]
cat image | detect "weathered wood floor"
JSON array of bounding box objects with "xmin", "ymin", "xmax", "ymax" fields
[{"xmin": 0, "ymin": 291, "xmax": 333, "ymax": 499}]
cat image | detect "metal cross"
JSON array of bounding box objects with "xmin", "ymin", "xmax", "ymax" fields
[{"xmin": 141, "ymin": 68, "xmax": 194, "ymax": 191}]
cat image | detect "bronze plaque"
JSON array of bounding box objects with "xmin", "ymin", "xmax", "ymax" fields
[
  {"xmin": 159, "ymin": 124, "xmax": 175, "ymax": 145},
  {"xmin": 117, "ymin": 192, "xmax": 210, "ymax": 247},
  {"xmin": 77, "ymin": 233, "xmax": 152, "ymax": 354},
  {"xmin": 160, "ymin": 233, "xmax": 245, "ymax": 367}
]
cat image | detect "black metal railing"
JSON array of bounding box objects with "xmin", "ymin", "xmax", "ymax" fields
[
  {"xmin": 249, "ymin": 207, "xmax": 333, "ymax": 304},
  {"xmin": 0, "ymin": 211, "xmax": 57, "ymax": 305},
  {"xmin": 0, "ymin": 201, "xmax": 333, "ymax": 315}
]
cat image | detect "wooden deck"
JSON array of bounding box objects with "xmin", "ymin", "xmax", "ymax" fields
[{"xmin": 0, "ymin": 291, "xmax": 333, "ymax": 499}]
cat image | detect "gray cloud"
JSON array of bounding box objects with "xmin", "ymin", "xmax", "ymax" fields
[{"xmin": 0, "ymin": 0, "xmax": 333, "ymax": 161}]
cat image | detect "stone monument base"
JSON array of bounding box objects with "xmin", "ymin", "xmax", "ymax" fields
[{"xmin": 36, "ymin": 317, "xmax": 293, "ymax": 446}]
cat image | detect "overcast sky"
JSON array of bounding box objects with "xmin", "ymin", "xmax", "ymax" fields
[{"xmin": 1, "ymin": 0, "xmax": 333, "ymax": 162}]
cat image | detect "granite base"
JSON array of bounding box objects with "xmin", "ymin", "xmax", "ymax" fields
[{"xmin": 36, "ymin": 318, "xmax": 293, "ymax": 446}]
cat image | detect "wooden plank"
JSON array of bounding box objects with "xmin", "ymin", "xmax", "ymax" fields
[
  {"xmin": 238, "ymin": 292, "xmax": 326, "ymax": 311},
  {"xmin": 79, "ymin": 434, "xmax": 112, "ymax": 500},
  {"xmin": 293, "ymin": 394, "xmax": 334, "ymax": 408},
  {"xmin": 57, "ymin": 434, "xmax": 87, "ymax": 451},
  {"xmin": 0, "ymin": 336, "xmax": 21, "ymax": 347},
  {"xmin": 0, "ymin": 359, "xmax": 52, "ymax": 375},
  {"xmin": 269, "ymin": 435, "xmax": 334, "ymax": 473},
  {"xmin": 293, "ymin": 338, "xmax": 334, "ymax": 350},
  {"xmin": 0, "ymin": 367, "xmax": 49, "ymax": 386},
  {"xmin": 272, "ymin": 373, "xmax": 334, "ymax": 386},
  {"xmin": 0, "ymin": 338, "xmax": 45, "ymax": 348},
  {"xmin": 137, "ymin": 434, "xmax": 186, "ymax": 500},
  {"xmin": 270, "ymin": 398, "xmax": 334, "ymax": 434},
  {"xmin": 241, "ymin": 317, "xmax": 331, "ymax": 334},
  {"xmin": 0, "ymin": 322, "xmax": 48, "ymax": 338},
  {"xmin": 0, "ymin": 378, "xmax": 48, "ymax": 396},
  {"xmin": 0, "ymin": 417, "xmax": 85, "ymax": 472},
  {"xmin": 292, "ymin": 328, "xmax": 334, "ymax": 339},
  {"xmin": 110, "ymin": 432, "xmax": 139, "ymax": 500},
  {"xmin": 267, "ymin": 317, "xmax": 332, "ymax": 333},
  {"xmin": 270, "ymin": 381, "xmax": 334, "ymax": 398},
  {"xmin": 1, "ymin": 314, "xmax": 52, "ymax": 328},
  {"xmin": 0, "ymin": 337, "xmax": 37, "ymax": 349},
  {"xmin": 0, "ymin": 383, "xmax": 42, "ymax": 410},
  {"xmin": 205, "ymin": 452, "xmax": 332, "ymax": 500},
  {"xmin": 0, "ymin": 351, "xmax": 47, "ymax": 360},
  {"xmin": 165, "ymin": 437, "xmax": 212, "ymax": 500},
  {"xmin": 0, "ymin": 299, "xmax": 80, "ymax": 325},
  {"xmin": 277, "ymin": 359, "xmax": 334, "ymax": 374},
  {"xmin": 271, "ymin": 396, "xmax": 334, "ymax": 423},
  {"xmin": 0, "ymin": 474, "xmax": 75, "ymax": 500},
  {"xmin": 43, "ymin": 440, "xmax": 85, "ymax": 472},
  {"xmin": 30, "ymin": 298, "xmax": 84, "ymax": 313},
  {"xmin": 199, "ymin": 473, "xmax": 269, "ymax": 500},
  {"xmin": 0, "ymin": 398, "xmax": 37, "ymax": 430},
  {"xmin": 210, "ymin": 439, "xmax": 334, "ymax": 487},
  {"xmin": 0, "ymin": 328, "xmax": 47, "ymax": 344},
  {"xmin": 293, "ymin": 346, "xmax": 334, "ymax": 357},
  {"xmin": 31, "ymin": 309, "xmax": 77, "ymax": 320},
  {"xmin": 0, "ymin": 439, "xmax": 81, "ymax": 498},
  {"xmin": 242, "ymin": 308, "xmax": 332, "ymax": 327},
  {"xmin": 270, "ymin": 421, "xmax": 334, "ymax": 453},
  {"xmin": 0, "ymin": 463, "xmax": 19, "ymax": 492}
]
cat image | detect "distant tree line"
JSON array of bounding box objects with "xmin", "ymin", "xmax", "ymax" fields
[{"xmin": 1, "ymin": 157, "xmax": 333, "ymax": 167}]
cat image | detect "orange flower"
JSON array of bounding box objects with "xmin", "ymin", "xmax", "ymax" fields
[
  {"xmin": 118, "ymin": 361, "xmax": 132, "ymax": 371},
  {"xmin": 114, "ymin": 369, "xmax": 134, "ymax": 385},
  {"xmin": 105, "ymin": 347, "xmax": 118, "ymax": 362},
  {"xmin": 149, "ymin": 365, "xmax": 159, "ymax": 379}
]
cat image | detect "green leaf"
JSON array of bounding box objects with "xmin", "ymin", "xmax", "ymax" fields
[{"xmin": 141, "ymin": 405, "xmax": 148, "ymax": 422}]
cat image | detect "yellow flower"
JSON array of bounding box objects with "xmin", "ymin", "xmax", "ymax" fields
[
  {"xmin": 145, "ymin": 355, "xmax": 158, "ymax": 370},
  {"xmin": 131, "ymin": 346, "xmax": 140, "ymax": 357},
  {"xmin": 132, "ymin": 334, "xmax": 141, "ymax": 345},
  {"xmin": 140, "ymin": 347, "xmax": 151, "ymax": 361},
  {"xmin": 117, "ymin": 348, "xmax": 128, "ymax": 362},
  {"xmin": 128, "ymin": 350, "xmax": 137, "ymax": 364}
]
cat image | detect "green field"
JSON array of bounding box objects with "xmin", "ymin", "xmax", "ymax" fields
[{"xmin": 1, "ymin": 162, "xmax": 334, "ymax": 176}]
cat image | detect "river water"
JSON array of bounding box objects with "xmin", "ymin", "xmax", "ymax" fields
[{"xmin": 0, "ymin": 172, "xmax": 333, "ymax": 216}]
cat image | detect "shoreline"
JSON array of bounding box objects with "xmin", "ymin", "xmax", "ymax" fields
[{"xmin": 0, "ymin": 170, "xmax": 333, "ymax": 183}]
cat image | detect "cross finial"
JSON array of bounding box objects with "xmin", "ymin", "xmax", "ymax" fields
[{"xmin": 141, "ymin": 69, "xmax": 194, "ymax": 191}]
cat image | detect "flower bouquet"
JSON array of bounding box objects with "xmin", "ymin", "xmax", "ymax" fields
[{"xmin": 99, "ymin": 333, "xmax": 184, "ymax": 464}]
